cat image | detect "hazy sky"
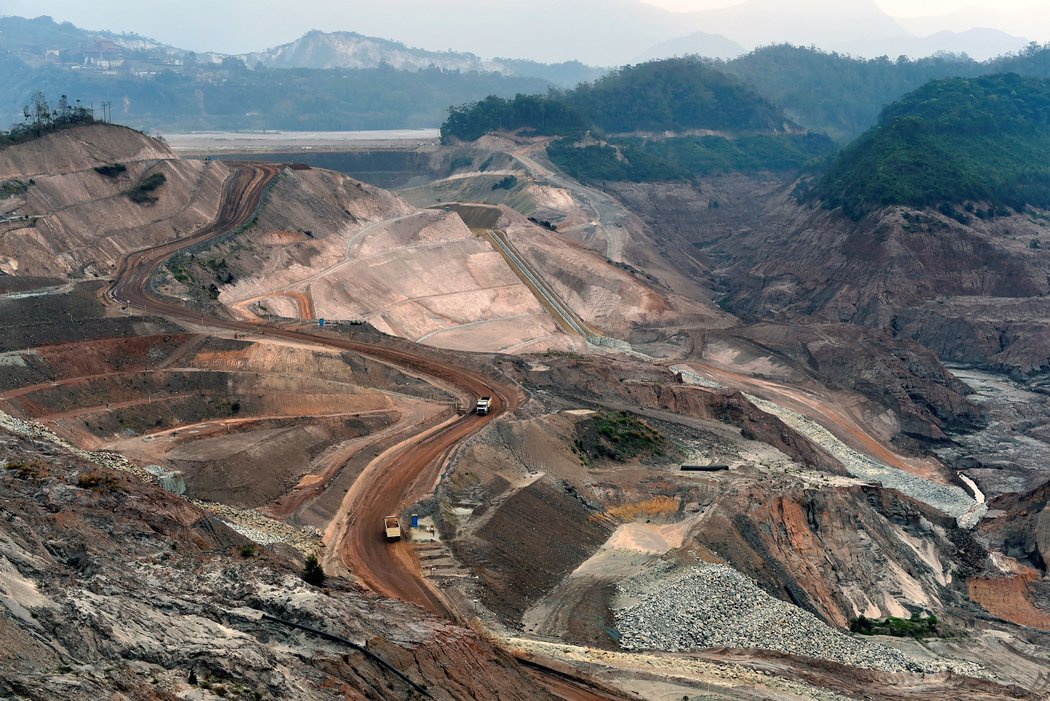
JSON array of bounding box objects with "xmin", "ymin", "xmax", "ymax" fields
[
  {"xmin": 643, "ymin": 0, "xmax": 1039, "ymax": 13},
  {"xmin": 0, "ymin": 0, "xmax": 1046, "ymax": 60}
]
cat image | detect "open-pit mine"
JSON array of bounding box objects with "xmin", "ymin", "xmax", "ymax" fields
[{"xmin": 0, "ymin": 123, "xmax": 1046, "ymax": 701}]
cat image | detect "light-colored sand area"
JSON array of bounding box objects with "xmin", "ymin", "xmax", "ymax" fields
[
  {"xmin": 162, "ymin": 129, "xmax": 440, "ymax": 153},
  {"xmin": 222, "ymin": 207, "xmax": 582, "ymax": 353}
]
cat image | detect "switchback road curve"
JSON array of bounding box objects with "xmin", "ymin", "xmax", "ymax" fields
[
  {"xmin": 108, "ymin": 163, "xmax": 515, "ymax": 613},
  {"xmin": 106, "ymin": 162, "xmax": 625, "ymax": 700}
]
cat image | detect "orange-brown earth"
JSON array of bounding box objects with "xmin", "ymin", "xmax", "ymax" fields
[{"xmin": 3, "ymin": 124, "xmax": 1050, "ymax": 700}]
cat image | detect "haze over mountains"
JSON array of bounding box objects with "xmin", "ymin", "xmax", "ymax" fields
[
  {"xmin": 1, "ymin": 0, "xmax": 1044, "ymax": 64},
  {"xmin": 3, "ymin": 1, "xmax": 1050, "ymax": 699}
]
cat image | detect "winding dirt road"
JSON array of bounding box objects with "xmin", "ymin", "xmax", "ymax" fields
[
  {"xmin": 105, "ymin": 162, "xmax": 625, "ymax": 700},
  {"xmin": 108, "ymin": 162, "xmax": 518, "ymax": 611}
]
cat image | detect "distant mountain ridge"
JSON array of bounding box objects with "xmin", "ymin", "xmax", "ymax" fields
[
  {"xmin": 0, "ymin": 15, "xmax": 202, "ymax": 68},
  {"xmin": 240, "ymin": 30, "xmax": 487, "ymax": 71},
  {"xmin": 635, "ymin": 31, "xmax": 746, "ymax": 62},
  {"xmin": 237, "ymin": 30, "xmax": 604, "ymax": 86},
  {"xmin": 677, "ymin": 0, "xmax": 906, "ymax": 49}
]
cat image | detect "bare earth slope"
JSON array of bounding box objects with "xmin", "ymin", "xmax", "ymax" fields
[
  {"xmin": 5, "ymin": 123, "xmax": 1050, "ymax": 700},
  {"xmin": 608, "ymin": 176, "xmax": 1050, "ymax": 379},
  {"xmin": 0, "ymin": 425, "xmax": 561, "ymax": 701},
  {"xmin": 176, "ymin": 167, "xmax": 583, "ymax": 353},
  {"xmin": 0, "ymin": 124, "xmax": 229, "ymax": 277}
]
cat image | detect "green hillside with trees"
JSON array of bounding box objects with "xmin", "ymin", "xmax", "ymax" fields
[
  {"xmin": 441, "ymin": 57, "xmax": 833, "ymax": 182},
  {"xmin": 812, "ymin": 73, "xmax": 1050, "ymax": 219},
  {"xmin": 441, "ymin": 94, "xmax": 590, "ymax": 142},
  {"xmin": 441, "ymin": 57, "xmax": 789, "ymax": 141},
  {"xmin": 564, "ymin": 58, "xmax": 785, "ymax": 133},
  {"xmin": 720, "ymin": 43, "xmax": 1050, "ymax": 142}
]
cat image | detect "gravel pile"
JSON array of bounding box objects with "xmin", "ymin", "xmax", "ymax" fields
[
  {"xmin": 197, "ymin": 499, "xmax": 323, "ymax": 554},
  {"xmin": 616, "ymin": 564, "xmax": 935, "ymax": 673},
  {"xmin": 0, "ymin": 409, "xmax": 152, "ymax": 479},
  {"xmin": 743, "ymin": 394, "xmax": 979, "ymax": 521}
]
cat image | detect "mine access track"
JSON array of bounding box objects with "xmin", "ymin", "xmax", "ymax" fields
[{"xmin": 107, "ymin": 163, "xmax": 625, "ymax": 701}]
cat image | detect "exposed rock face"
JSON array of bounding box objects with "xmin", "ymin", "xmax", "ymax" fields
[
  {"xmin": 606, "ymin": 177, "xmax": 1050, "ymax": 378},
  {"xmin": 895, "ymin": 297, "xmax": 1050, "ymax": 378},
  {"xmin": 685, "ymin": 483, "xmax": 983, "ymax": 627},
  {"xmin": 726, "ymin": 324, "xmax": 983, "ymax": 441},
  {"xmin": 0, "ymin": 429, "xmax": 557, "ymax": 700},
  {"xmin": 984, "ymin": 480, "xmax": 1050, "ymax": 572}
]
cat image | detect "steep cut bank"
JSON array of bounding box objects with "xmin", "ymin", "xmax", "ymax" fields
[
  {"xmin": 0, "ymin": 419, "xmax": 564, "ymax": 701},
  {"xmin": 0, "ymin": 124, "xmax": 229, "ymax": 278}
]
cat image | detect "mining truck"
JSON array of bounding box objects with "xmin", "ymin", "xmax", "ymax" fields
[
  {"xmin": 384, "ymin": 515, "xmax": 401, "ymax": 541},
  {"xmin": 475, "ymin": 397, "xmax": 491, "ymax": 415}
]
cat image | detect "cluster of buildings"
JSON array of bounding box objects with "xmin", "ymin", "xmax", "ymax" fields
[{"xmin": 43, "ymin": 38, "xmax": 187, "ymax": 76}]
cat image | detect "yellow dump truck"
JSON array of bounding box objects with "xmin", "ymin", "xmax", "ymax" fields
[
  {"xmin": 475, "ymin": 396, "xmax": 491, "ymax": 415},
  {"xmin": 383, "ymin": 515, "xmax": 401, "ymax": 541}
]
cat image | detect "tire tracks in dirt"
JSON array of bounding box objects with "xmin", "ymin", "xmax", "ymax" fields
[{"xmin": 105, "ymin": 162, "xmax": 624, "ymax": 700}]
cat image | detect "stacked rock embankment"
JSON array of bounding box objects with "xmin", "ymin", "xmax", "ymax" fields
[{"xmin": 616, "ymin": 564, "xmax": 984, "ymax": 676}]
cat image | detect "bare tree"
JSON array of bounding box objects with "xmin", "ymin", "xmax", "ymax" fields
[{"xmin": 29, "ymin": 91, "xmax": 51, "ymax": 135}]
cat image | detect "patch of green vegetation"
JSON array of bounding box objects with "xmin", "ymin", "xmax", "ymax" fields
[
  {"xmin": 442, "ymin": 57, "xmax": 789, "ymax": 142},
  {"xmin": 204, "ymin": 257, "xmax": 235, "ymax": 285},
  {"xmin": 443, "ymin": 58, "xmax": 831, "ymax": 183},
  {"xmin": 0, "ymin": 178, "xmax": 28, "ymax": 198},
  {"xmin": 720, "ymin": 43, "xmax": 1050, "ymax": 143},
  {"xmin": 573, "ymin": 411, "xmax": 671, "ymax": 463},
  {"xmin": 0, "ymin": 91, "xmax": 98, "ymax": 148},
  {"xmin": 547, "ymin": 141, "xmax": 685, "ymax": 183},
  {"xmin": 813, "ymin": 74, "xmax": 1050, "ymax": 219},
  {"xmin": 93, "ymin": 163, "xmax": 126, "ymax": 178},
  {"xmin": 491, "ymin": 174, "xmax": 518, "ymax": 190},
  {"xmin": 127, "ymin": 172, "xmax": 167, "ymax": 204},
  {"xmin": 565, "ymin": 57, "xmax": 784, "ymax": 134},
  {"xmin": 548, "ymin": 132, "xmax": 836, "ymax": 183},
  {"xmin": 165, "ymin": 258, "xmax": 194, "ymax": 285},
  {"xmin": 448, "ymin": 155, "xmax": 473, "ymax": 172},
  {"xmin": 301, "ymin": 553, "xmax": 325, "ymax": 587},
  {"xmin": 442, "ymin": 93, "xmax": 589, "ymax": 142},
  {"xmin": 619, "ymin": 132, "xmax": 835, "ymax": 176},
  {"xmin": 849, "ymin": 613, "xmax": 941, "ymax": 639}
]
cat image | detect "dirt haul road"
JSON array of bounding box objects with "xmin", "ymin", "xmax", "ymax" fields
[
  {"xmin": 107, "ymin": 163, "xmax": 624, "ymax": 701},
  {"xmin": 108, "ymin": 162, "xmax": 517, "ymax": 611}
]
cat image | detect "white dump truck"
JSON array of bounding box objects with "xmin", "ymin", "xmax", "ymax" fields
[
  {"xmin": 475, "ymin": 397, "xmax": 492, "ymax": 415},
  {"xmin": 383, "ymin": 515, "xmax": 401, "ymax": 541}
]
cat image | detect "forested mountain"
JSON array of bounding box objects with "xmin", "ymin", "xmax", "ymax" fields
[
  {"xmin": 441, "ymin": 58, "xmax": 835, "ymax": 182},
  {"xmin": 443, "ymin": 57, "xmax": 792, "ymax": 140},
  {"xmin": 720, "ymin": 43, "xmax": 1050, "ymax": 142},
  {"xmin": 812, "ymin": 73, "xmax": 1050, "ymax": 219},
  {"xmin": 564, "ymin": 59, "xmax": 787, "ymax": 133},
  {"xmin": 0, "ymin": 15, "xmax": 580, "ymax": 130}
]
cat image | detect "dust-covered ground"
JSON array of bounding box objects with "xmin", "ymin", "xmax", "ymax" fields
[{"xmin": 426, "ymin": 350, "xmax": 1049, "ymax": 699}]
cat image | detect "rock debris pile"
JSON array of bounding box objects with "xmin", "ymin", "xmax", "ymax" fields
[
  {"xmin": 742, "ymin": 394, "xmax": 980, "ymax": 521},
  {"xmin": 0, "ymin": 409, "xmax": 152, "ymax": 479},
  {"xmin": 616, "ymin": 564, "xmax": 941, "ymax": 674}
]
